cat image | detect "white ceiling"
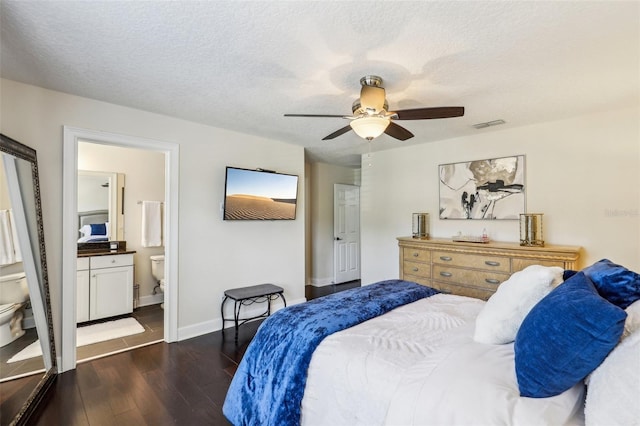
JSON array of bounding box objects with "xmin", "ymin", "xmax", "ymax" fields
[{"xmin": 1, "ymin": 1, "xmax": 638, "ymax": 167}]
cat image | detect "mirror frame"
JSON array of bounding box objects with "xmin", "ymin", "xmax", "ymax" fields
[{"xmin": 0, "ymin": 133, "xmax": 57, "ymax": 426}]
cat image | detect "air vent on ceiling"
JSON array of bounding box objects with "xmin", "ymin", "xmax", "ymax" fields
[{"xmin": 472, "ymin": 119, "xmax": 505, "ymax": 129}]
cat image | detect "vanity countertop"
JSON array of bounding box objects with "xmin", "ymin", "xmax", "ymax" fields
[{"xmin": 77, "ymin": 250, "xmax": 136, "ymax": 258}]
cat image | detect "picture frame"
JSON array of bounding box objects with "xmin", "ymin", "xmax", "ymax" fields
[{"xmin": 439, "ymin": 155, "xmax": 525, "ymax": 220}]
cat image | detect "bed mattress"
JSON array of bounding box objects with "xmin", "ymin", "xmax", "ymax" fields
[{"xmin": 301, "ymin": 293, "xmax": 585, "ymax": 426}]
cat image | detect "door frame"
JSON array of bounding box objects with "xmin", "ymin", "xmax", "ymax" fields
[{"xmin": 61, "ymin": 126, "xmax": 179, "ymax": 373}]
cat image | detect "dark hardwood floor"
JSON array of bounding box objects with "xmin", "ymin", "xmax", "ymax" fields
[{"xmin": 28, "ymin": 281, "xmax": 360, "ymax": 425}]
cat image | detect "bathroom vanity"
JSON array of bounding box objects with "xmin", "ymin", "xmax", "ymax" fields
[{"xmin": 76, "ymin": 251, "xmax": 136, "ymax": 322}]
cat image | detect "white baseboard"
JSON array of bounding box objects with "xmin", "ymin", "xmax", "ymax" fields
[
  {"xmin": 309, "ymin": 277, "xmax": 335, "ymax": 287},
  {"xmin": 177, "ymin": 297, "xmax": 306, "ymax": 341},
  {"xmin": 138, "ymin": 293, "xmax": 163, "ymax": 307}
]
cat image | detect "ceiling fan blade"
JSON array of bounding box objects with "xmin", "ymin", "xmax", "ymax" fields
[
  {"xmin": 322, "ymin": 125, "xmax": 353, "ymax": 140},
  {"xmin": 284, "ymin": 113, "xmax": 348, "ymax": 118},
  {"xmin": 384, "ymin": 122, "xmax": 414, "ymax": 141},
  {"xmin": 393, "ymin": 106, "xmax": 464, "ymax": 120}
]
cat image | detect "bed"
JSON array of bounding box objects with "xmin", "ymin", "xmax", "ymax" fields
[
  {"xmin": 77, "ymin": 210, "xmax": 109, "ymax": 242},
  {"xmin": 223, "ymin": 260, "xmax": 640, "ymax": 426}
]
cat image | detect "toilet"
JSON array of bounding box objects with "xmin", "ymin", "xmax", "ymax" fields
[
  {"xmin": 150, "ymin": 255, "xmax": 165, "ymax": 307},
  {"xmin": 0, "ymin": 272, "xmax": 30, "ymax": 348}
]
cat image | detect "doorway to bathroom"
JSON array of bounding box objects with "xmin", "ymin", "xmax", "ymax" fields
[
  {"xmin": 75, "ymin": 141, "xmax": 166, "ymax": 363},
  {"xmin": 61, "ymin": 127, "xmax": 179, "ymax": 373}
]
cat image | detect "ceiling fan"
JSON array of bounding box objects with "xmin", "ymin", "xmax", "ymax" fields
[{"xmin": 284, "ymin": 75, "xmax": 464, "ymax": 141}]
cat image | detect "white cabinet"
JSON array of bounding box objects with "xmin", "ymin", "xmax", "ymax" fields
[
  {"xmin": 77, "ymin": 253, "xmax": 134, "ymax": 322},
  {"xmin": 77, "ymin": 257, "xmax": 90, "ymax": 322}
]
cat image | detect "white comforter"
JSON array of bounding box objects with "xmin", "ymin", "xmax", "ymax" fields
[{"xmin": 300, "ymin": 293, "xmax": 585, "ymax": 426}]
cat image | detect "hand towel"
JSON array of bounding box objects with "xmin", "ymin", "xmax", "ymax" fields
[
  {"xmin": 141, "ymin": 201, "xmax": 162, "ymax": 247},
  {"xmin": 9, "ymin": 209, "xmax": 22, "ymax": 262},
  {"xmin": 0, "ymin": 209, "xmax": 21, "ymax": 265}
]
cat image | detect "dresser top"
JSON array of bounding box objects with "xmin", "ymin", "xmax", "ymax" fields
[{"xmin": 397, "ymin": 237, "xmax": 581, "ymax": 259}]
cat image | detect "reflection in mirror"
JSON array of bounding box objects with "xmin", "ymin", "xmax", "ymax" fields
[
  {"xmin": 0, "ymin": 134, "xmax": 56, "ymax": 426},
  {"xmin": 77, "ymin": 170, "xmax": 125, "ymax": 242}
]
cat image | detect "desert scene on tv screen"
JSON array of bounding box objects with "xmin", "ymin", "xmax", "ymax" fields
[{"xmin": 224, "ymin": 169, "xmax": 297, "ymax": 220}]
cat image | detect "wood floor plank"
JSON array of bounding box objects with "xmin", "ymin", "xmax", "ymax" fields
[
  {"xmin": 35, "ymin": 371, "xmax": 90, "ymax": 426},
  {"xmin": 81, "ymin": 385, "xmax": 120, "ymax": 425},
  {"xmin": 112, "ymin": 408, "xmax": 147, "ymax": 425}
]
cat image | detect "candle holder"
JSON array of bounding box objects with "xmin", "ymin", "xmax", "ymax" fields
[
  {"xmin": 412, "ymin": 213, "xmax": 430, "ymax": 239},
  {"xmin": 520, "ymin": 213, "xmax": 544, "ymax": 246}
]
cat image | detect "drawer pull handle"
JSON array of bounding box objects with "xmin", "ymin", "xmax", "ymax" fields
[
  {"xmin": 485, "ymin": 261, "xmax": 500, "ymax": 267},
  {"xmin": 413, "ymin": 267, "xmax": 419, "ymax": 272},
  {"xmin": 440, "ymin": 256, "xmax": 452, "ymax": 261},
  {"xmin": 485, "ymin": 278, "xmax": 501, "ymax": 285},
  {"xmin": 440, "ymin": 271, "xmax": 453, "ymax": 277},
  {"xmin": 413, "ymin": 252, "xmax": 419, "ymax": 257}
]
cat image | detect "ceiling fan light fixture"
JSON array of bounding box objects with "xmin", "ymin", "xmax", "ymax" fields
[{"xmin": 350, "ymin": 116, "xmax": 390, "ymax": 140}]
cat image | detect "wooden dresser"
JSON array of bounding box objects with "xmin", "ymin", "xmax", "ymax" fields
[{"xmin": 398, "ymin": 237, "xmax": 581, "ymax": 300}]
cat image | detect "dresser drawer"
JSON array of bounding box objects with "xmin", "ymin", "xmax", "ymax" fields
[
  {"xmin": 90, "ymin": 253, "xmax": 134, "ymax": 269},
  {"xmin": 433, "ymin": 264, "xmax": 509, "ymax": 289},
  {"xmin": 512, "ymin": 258, "xmax": 566, "ymax": 272},
  {"xmin": 403, "ymin": 274, "xmax": 432, "ymax": 287},
  {"xmin": 403, "ymin": 261, "xmax": 430, "ymax": 279},
  {"xmin": 434, "ymin": 281, "xmax": 495, "ymax": 301},
  {"xmin": 403, "ymin": 248, "xmax": 431, "ymax": 263},
  {"xmin": 432, "ymin": 251, "xmax": 510, "ymax": 272}
]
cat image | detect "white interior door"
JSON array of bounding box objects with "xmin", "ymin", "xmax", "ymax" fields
[{"xmin": 334, "ymin": 184, "xmax": 360, "ymax": 284}]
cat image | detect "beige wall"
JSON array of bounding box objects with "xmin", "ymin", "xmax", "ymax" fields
[
  {"xmin": 78, "ymin": 142, "xmax": 166, "ymax": 302},
  {"xmin": 361, "ymin": 106, "xmax": 640, "ymax": 284},
  {"xmin": 1, "ymin": 78, "xmax": 306, "ymax": 345},
  {"xmin": 308, "ymin": 162, "xmax": 361, "ymax": 285}
]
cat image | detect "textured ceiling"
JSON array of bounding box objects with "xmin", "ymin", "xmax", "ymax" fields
[{"xmin": 1, "ymin": 1, "xmax": 638, "ymax": 167}]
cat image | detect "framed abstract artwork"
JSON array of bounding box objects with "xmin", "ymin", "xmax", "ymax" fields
[{"xmin": 439, "ymin": 155, "xmax": 525, "ymax": 220}]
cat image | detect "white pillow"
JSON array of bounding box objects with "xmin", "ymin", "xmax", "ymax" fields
[
  {"xmin": 474, "ymin": 265, "xmax": 564, "ymax": 344},
  {"xmin": 585, "ymin": 328, "xmax": 640, "ymax": 426},
  {"xmin": 623, "ymin": 299, "xmax": 640, "ymax": 340},
  {"xmin": 79, "ymin": 224, "xmax": 92, "ymax": 237}
]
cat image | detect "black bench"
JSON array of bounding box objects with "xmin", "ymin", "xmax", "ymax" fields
[{"xmin": 221, "ymin": 283, "xmax": 287, "ymax": 341}]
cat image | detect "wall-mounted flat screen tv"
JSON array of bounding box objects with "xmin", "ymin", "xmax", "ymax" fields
[{"xmin": 223, "ymin": 167, "xmax": 299, "ymax": 220}]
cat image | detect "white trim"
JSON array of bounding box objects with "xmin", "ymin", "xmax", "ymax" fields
[
  {"xmin": 138, "ymin": 294, "xmax": 163, "ymax": 307},
  {"xmin": 179, "ymin": 297, "xmax": 306, "ymax": 341},
  {"xmin": 76, "ymin": 339, "xmax": 163, "ymax": 364},
  {"xmin": 309, "ymin": 277, "xmax": 335, "ymax": 287},
  {"xmin": 178, "ymin": 318, "xmax": 221, "ymax": 341},
  {"xmin": 61, "ymin": 126, "xmax": 179, "ymax": 373},
  {"xmin": 0, "ymin": 368, "xmax": 46, "ymax": 384}
]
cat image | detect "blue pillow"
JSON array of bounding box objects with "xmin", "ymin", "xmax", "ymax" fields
[
  {"xmin": 562, "ymin": 269, "xmax": 577, "ymax": 281},
  {"xmin": 514, "ymin": 271, "xmax": 626, "ymax": 398},
  {"xmin": 90, "ymin": 223, "xmax": 107, "ymax": 236},
  {"xmin": 582, "ymin": 259, "xmax": 640, "ymax": 309}
]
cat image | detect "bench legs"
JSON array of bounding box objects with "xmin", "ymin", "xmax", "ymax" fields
[{"xmin": 221, "ymin": 292, "xmax": 287, "ymax": 342}]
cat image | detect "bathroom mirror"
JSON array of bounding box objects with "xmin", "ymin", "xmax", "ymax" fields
[
  {"xmin": 77, "ymin": 170, "xmax": 125, "ymax": 242},
  {"xmin": 0, "ymin": 134, "xmax": 56, "ymax": 426}
]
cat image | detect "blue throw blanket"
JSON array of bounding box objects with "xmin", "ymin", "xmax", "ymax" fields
[{"xmin": 222, "ymin": 279, "xmax": 438, "ymax": 426}]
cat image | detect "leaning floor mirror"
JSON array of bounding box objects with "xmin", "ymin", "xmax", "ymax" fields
[{"xmin": 0, "ymin": 134, "xmax": 56, "ymax": 425}]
